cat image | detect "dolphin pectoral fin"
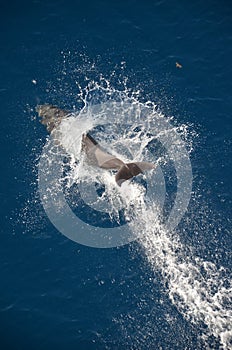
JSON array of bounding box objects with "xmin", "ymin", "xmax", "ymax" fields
[{"xmin": 115, "ymin": 162, "xmax": 155, "ymax": 186}]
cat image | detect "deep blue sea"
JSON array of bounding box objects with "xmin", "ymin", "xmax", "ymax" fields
[{"xmin": 1, "ymin": 0, "xmax": 232, "ymax": 349}]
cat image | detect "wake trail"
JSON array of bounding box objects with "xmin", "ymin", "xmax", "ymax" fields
[{"xmin": 131, "ymin": 204, "xmax": 232, "ymax": 349}]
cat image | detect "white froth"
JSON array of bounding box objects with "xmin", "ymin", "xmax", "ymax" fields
[{"xmin": 41, "ymin": 80, "xmax": 231, "ymax": 349}]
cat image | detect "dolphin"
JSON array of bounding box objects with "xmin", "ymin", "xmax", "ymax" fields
[{"xmin": 36, "ymin": 104, "xmax": 155, "ymax": 186}]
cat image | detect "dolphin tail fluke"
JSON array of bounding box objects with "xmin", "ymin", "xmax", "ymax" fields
[{"xmin": 115, "ymin": 162, "xmax": 155, "ymax": 186}]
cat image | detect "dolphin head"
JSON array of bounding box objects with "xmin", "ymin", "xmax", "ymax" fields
[{"xmin": 36, "ymin": 104, "xmax": 70, "ymax": 133}]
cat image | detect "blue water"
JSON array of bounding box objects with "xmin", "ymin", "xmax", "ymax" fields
[{"xmin": 1, "ymin": 0, "xmax": 232, "ymax": 349}]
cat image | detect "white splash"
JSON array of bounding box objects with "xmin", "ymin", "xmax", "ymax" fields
[
  {"xmin": 132, "ymin": 206, "xmax": 232, "ymax": 349},
  {"xmin": 39, "ymin": 77, "xmax": 231, "ymax": 349}
]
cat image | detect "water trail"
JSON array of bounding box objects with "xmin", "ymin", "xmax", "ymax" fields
[{"xmin": 130, "ymin": 203, "xmax": 232, "ymax": 349}]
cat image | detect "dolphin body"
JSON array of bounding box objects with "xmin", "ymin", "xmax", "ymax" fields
[{"xmin": 36, "ymin": 104, "xmax": 155, "ymax": 186}]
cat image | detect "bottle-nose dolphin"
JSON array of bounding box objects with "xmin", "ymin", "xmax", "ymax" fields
[{"xmin": 36, "ymin": 104, "xmax": 155, "ymax": 186}]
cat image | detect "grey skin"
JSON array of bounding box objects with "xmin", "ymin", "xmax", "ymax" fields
[
  {"xmin": 36, "ymin": 104, "xmax": 70, "ymax": 133},
  {"xmin": 37, "ymin": 104, "xmax": 155, "ymax": 186}
]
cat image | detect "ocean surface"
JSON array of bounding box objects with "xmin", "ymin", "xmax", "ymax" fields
[{"xmin": 0, "ymin": 0, "xmax": 232, "ymax": 349}]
